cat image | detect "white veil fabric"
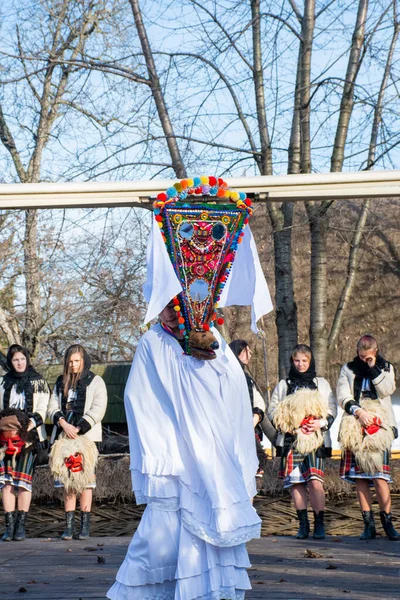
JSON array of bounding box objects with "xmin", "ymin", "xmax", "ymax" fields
[{"xmin": 143, "ymin": 215, "xmax": 273, "ymax": 331}]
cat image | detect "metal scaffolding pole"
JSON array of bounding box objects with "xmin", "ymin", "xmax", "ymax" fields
[{"xmin": 0, "ymin": 170, "xmax": 399, "ymax": 209}]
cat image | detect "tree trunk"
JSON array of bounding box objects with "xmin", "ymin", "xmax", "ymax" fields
[
  {"xmin": 328, "ymin": 4, "xmax": 399, "ymax": 353},
  {"xmin": 129, "ymin": 0, "xmax": 187, "ymax": 178},
  {"xmin": 308, "ymin": 207, "xmax": 328, "ymax": 375},
  {"xmin": 299, "ymin": 0, "xmax": 315, "ymax": 173},
  {"xmin": 331, "ymin": 0, "xmax": 368, "ymax": 172},
  {"xmin": 328, "ymin": 199, "xmax": 370, "ymax": 352},
  {"xmin": 22, "ymin": 209, "xmax": 41, "ymax": 357},
  {"xmin": 251, "ymin": 0, "xmax": 272, "ymax": 175},
  {"xmin": 307, "ymin": 0, "xmax": 367, "ymax": 372},
  {"xmin": 252, "ymin": 0, "xmax": 297, "ymax": 376},
  {"xmin": 270, "ymin": 202, "xmax": 298, "ymax": 379}
]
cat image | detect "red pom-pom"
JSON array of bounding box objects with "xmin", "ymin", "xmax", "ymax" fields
[
  {"xmin": 244, "ymin": 218, "xmax": 249, "ymax": 224},
  {"xmin": 173, "ymin": 297, "xmax": 180, "ymax": 305},
  {"xmin": 155, "ymin": 214, "xmax": 163, "ymax": 222},
  {"xmin": 216, "ymin": 317, "xmax": 224, "ymax": 325},
  {"xmin": 209, "ymin": 176, "xmax": 217, "ymax": 187},
  {"xmin": 194, "ymin": 187, "xmax": 202, "ymax": 194},
  {"xmin": 202, "ymin": 323, "xmax": 210, "ymax": 331},
  {"xmin": 157, "ymin": 193, "xmax": 167, "ymax": 201},
  {"xmin": 217, "ymin": 178, "xmax": 224, "ymax": 186},
  {"xmin": 188, "ymin": 188, "xmax": 195, "ymax": 194},
  {"xmin": 244, "ymin": 198, "xmax": 252, "ymax": 207}
]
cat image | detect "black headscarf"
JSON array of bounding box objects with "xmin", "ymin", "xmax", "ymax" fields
[
  {"xmin": 286, "ymin": 345, "xmax": 317, "ymax": 395},
  {"xmin": 55, "ymin": 345, "xmax": 95, "ymax": 418},
  {"xmin": 347, "ymin": 354, "xmax": 390, "ymax": 402},
  {"xmin": 2, "ymin": 344, "xmax": 47, "ymax": 414}
]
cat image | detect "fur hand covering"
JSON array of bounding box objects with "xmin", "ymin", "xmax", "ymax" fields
[
  {"xmin": 339, "ymin": 399, "xmax": 394, "ymax": 474},
  {"xmin": 49, "ymin": 435, "xmax": 98, "ymax": 494},
  {"xmin": 273, "ymin": 388, "xmax": 328, "ymax": 455}
]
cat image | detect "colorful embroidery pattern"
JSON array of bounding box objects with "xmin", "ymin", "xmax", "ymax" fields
[{"xmin": 154, "ymin": 177, "xmax": 253, "ymax": 340}]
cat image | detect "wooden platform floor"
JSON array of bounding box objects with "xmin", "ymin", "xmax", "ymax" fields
[{"xmin": 0, "ymin": 535, "xmax": 399, "ymax": 600}]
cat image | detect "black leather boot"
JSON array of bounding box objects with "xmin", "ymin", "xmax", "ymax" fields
[
  {"xmin": 61, "ymin": 511, "xmax": 75, "ymax": 540},
  {"xmin": 78, "ymin": 511, "xmax": 91, "ymax": 540},
  {"xmin": 296, "ymin": 509, "xmax": 310, "ymax": 539},
  {"xmin": 14, "ymin": 510, "xmax": 27, "ymax": 541},
  {"xmin": 380, "ymin": 511, "xmax": 400, "ymax": 541},
  {"xmin": 360, "ymin": 510, "xmax": 376, "ymax": 540},
  {"xmin": 313, "ymin": 510, "xmax": 325, "ymax": 539},
  {"xmin": 2, "ymin": 511, "xmax": 16, "ymax": 542}
]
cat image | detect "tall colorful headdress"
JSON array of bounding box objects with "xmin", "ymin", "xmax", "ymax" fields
[
  {"xmin": 154, "ymin": 176, "xmax": 252, "ymax": 338},
  {"xmin": 143, "ymin": 176, "xmax": 273, "ymax": 354}
]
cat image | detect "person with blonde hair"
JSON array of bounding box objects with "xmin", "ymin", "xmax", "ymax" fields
[
  {"xmin": 47, "ymin": 344, "xmax": 107, "ymax": 540},
  {"xmin": 269, "ymin": 344, "xmax": 337, "ymax": 539},
  {"xmin": 337, "ymin": 334, "xmax": 399, "ymax": 540}
]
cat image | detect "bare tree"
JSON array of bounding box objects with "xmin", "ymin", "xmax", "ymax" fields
[
  {"xmin": 1, "ymin": 0, "xmax": 400, "ymax": 379},
  {"xmin": 0, "ymin": 0, "xmax": 123, "ymax": 356}
]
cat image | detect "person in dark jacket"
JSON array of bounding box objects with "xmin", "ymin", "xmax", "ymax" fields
[
  {"xmin": 229, "ymin": 339, "xmax": 275, "ymax": 476},
  {"xmin": 337, "ymin": 334, "xmax": 400, "ymax": 541},
  {"xmin": 0, "ymin": 344, "xmax": 50, "ymax": 541}
]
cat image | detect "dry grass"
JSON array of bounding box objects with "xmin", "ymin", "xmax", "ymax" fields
[{"xmin": 31, "ymin": 455, "xmax": 399, "ymax": 503}]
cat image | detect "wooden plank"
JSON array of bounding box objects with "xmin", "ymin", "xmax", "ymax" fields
[{"xmin": 1, "ymin": 535, "xmax": 400, "ymax": 599}]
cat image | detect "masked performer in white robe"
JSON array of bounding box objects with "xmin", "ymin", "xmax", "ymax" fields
[{"xmin": 107, "ymin": 176, "xmax": 273, "ymax": 600}]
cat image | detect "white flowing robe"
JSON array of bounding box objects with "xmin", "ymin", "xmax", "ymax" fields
[{"xmin": 108, "ymin": 324, "xmax": 261, "ymax": 600}]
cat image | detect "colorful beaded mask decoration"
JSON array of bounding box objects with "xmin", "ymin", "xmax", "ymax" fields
[{"xmin": 154, "ymin": 176, "xmax": 252, "ymax": 356}]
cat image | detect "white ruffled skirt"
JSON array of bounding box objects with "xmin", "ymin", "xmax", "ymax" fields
[{"xmin": 107, "ymin": 503, "xmax": 252, "ymax": 600}]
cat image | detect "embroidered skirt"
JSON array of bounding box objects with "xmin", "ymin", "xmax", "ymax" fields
[
  {"xmin": 340, "ymin": 448, "xmax": 392, "ymax": 484},
  {"xmin": 279, "ymin": 450, "xmax": 324, "ymax": 489},
  {"xmin": 0, "ymin": 449, "xmax": 37, "ymax": 493}
]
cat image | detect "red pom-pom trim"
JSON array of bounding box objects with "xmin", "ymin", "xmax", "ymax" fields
[
  {"xmin": 202, "ymin": 323, "xmax": 210, "ymax": 331},
  {"xmin": 244, "ymin": 198, "xmax": 252, "ymax": 207},
  {"xmin": 209, "ymin": 176, "xmax": 217, "ymax": 187},
  {"xmin": 216, "ymin": 317, "xmax": 224, "ymax": 325},
  {"xmin": 194, "ymin": 187, "xmax": 202, "ymax": 194},
  {"xmin": 155, "ymin": 214, "xmax": 163, "ymax": 222},
  {"xmin": 157, "ymin": 193, "xmax": 167, "ymax": 201},
  {"xmin": 173, "ymin": 297, "xmax": 180, "ymax": 305}
]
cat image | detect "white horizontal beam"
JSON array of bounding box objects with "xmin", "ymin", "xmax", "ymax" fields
[{"xmin": 0, "ymin": 170, "xmax": 399, "ymax": 209}]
